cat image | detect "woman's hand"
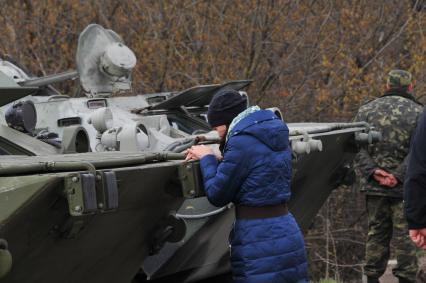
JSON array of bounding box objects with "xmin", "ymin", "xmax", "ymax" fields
[{"xmin": 185, "ymin": 145, "xmax": 214, "ymax": 161}]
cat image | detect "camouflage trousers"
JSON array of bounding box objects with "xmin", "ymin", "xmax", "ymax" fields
[{"xmin": 364, "ymin": 195, "xmax": 418, "ymax": 282}]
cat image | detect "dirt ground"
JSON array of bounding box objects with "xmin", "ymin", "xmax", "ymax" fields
[
  {"xmin": 202, "ymin": 258, "xmax": 426, "ymax": 283},
  {"xmin": 192, "ymin": 256, "xmax": 426, "ymax": 283},
  {"xmin": 379, "ymin": 257, "xmax": 426, "ymax": 283}
]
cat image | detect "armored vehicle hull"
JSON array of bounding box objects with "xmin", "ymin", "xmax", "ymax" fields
[{"xmin": 0, "ymin": 124, "xmax": 367, "ymax": 283}]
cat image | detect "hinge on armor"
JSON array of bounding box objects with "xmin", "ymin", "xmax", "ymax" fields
[
  {"xmin": 64, "ymin": 171, "xmax": 119, "ymax": 216},
  {"xmin": 64, "ymin": 173, "xmax": 97, "ymax": 216},
  {"xmin": 62, "ymin": 171, "xmax": 119, "ymax": 238},
  {"xmin": 96, "ymin": 171, "xmax": 119, "ymax": 211},
  {"xmin": 178, "ymin": 161, "xmax": 205, "ymax": 198}
]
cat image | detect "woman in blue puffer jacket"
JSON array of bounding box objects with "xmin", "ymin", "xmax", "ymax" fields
[{"xmin": 186, "ymin": 89, "xmax": 308, "ymax": 283}]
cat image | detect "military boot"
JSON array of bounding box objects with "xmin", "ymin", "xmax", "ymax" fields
[{"xmin": 367, "ymin": 277, "xmax": 380, "ymax": 283}]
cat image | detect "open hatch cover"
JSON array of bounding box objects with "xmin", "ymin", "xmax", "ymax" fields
[{"xmin": 149, "ymin": 80, "xmax": 252, "ymax": 110}]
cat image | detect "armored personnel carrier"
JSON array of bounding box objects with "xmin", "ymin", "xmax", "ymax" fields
[{"xmin": 0, "ymin": 24, "xmax": 379, "ymax": 282}]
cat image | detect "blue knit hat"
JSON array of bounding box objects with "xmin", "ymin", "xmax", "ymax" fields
[{"xmin": 207, "ymin": 89, "xmax": 247, "ymax": 127}]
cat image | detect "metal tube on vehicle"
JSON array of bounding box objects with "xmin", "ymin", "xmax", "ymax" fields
[
  {"xmin": 289, "ymin": 122, "xmax": 370, "ymax": 136},
  {"xmin": 176, "ymin": 206, "xmax": 230, "ymax": 219},
  {"xmin": 0, "ymin": 152, "xmax": 185, "ymax": 176},
  {"xmin": 19, "ymin": 70, "xmax": 79, "ymax": 87},
  {"xmin": 0, "ymin": 161, "xmax": 96, "ymax": 176}
]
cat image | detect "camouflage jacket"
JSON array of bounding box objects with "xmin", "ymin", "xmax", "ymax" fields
[{"xmin": 353, "ymin": 91, "xmax": 423, "ymax": 198}]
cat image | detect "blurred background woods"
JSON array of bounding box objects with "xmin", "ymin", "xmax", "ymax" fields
[{"xmin": 0, "ymin": 0, "xmax": 425, "ymax": 281}]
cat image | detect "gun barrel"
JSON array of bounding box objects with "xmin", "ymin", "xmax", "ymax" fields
[{"xmin": 20, "ymin": 70, "xmax": 79, "ymax": 87}]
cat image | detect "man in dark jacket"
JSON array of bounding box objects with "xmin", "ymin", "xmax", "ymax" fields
[
  {"xmin": 404, "ymin": 108, "xmax": 426, "ymax": 250},
  {"xmin": 186, "ymin": 89, "xmax": 308, "ymax": 283},
  {"xmin": 353, "ymin": 70, "xmax": 422, "ymax": 283}
]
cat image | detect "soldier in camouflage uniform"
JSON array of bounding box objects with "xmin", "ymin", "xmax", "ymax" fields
[{"xmin": 353, "ymin": 70, "xmax": 423, "ymax": 283}]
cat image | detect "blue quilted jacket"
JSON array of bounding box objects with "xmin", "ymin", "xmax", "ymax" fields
[{"xmin": 199, "ymin": 110, "xmax": 308, "ymax": 283}]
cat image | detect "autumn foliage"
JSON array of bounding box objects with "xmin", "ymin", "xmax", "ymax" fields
[
  {"xmin": 1, "ymin": 0, "xmax": 425, "ymax": 122},
  {"xmin": 1, "ymin": 0, "xmax": 425, "ymax": 281}
]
